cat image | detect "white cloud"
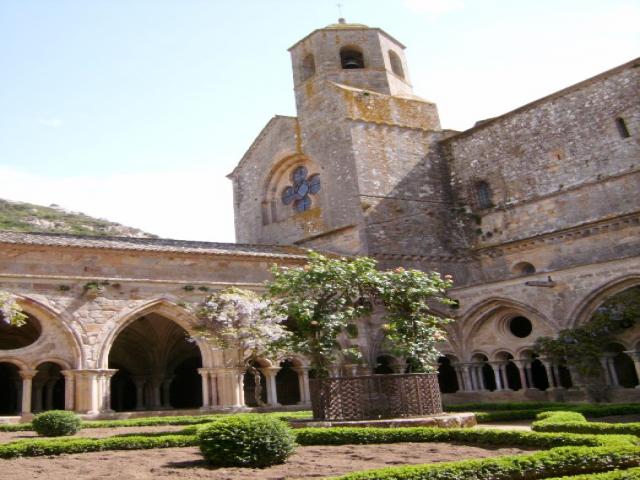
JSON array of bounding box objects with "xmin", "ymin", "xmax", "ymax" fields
[
  {"xmin": 0, "ymin": 166, "xmax": 236, "ymax": 243},
  {"xmin": 37, "ymin": 117, "xmax": 63, "ymax": 128},
  {"xmin": 403, "ymin": 0, "xmax": 464, "ymax": 16}
]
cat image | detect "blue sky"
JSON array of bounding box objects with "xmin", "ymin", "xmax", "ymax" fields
[{"xmin": 1, "ymin": 0, "xmax": 638, "ymax": 242}]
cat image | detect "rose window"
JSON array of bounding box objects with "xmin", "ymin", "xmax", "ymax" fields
[{"xmin": 281, "ymin": 166, "xmax": 321, "ymax": 212}]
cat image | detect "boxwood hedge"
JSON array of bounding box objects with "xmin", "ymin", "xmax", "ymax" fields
[{"xmin": 532, "ymin": 410, "xmax": 640, "ymax": 436}]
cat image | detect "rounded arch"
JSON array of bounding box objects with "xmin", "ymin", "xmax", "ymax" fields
[
  {"xmin": 570, "ymin": 275, "xmax": 640, "ymax": 328},
  {"xmin": 262, "ymin": 154, "xmax": 322, "ymax": 224},
  {"xmin": 11, "ymin": 295, "xmax": 83, "ymax": 368},
  {"xmin": 491, "ymin": 349, "xmax": 515, "ymax": 362},
  {"xmin": 388, "ymin": 50, "xmax": 404, "ymax": 78},
  {"xmin": 33, "ymin": 357, "xmax": 72, "ymax": 371},
  {"xmin": 97, "ymin": 298, "xmax": 211, "ymax": 369},
  {"xmin": 340, "ymin": 45, "xmax": 365, "ymax": 69},
  {"xmin": 276, "ymin": 353, "xmax": 309, "ymax": 368},
  {"xmin": 0, "ymin": 356, "xmax": 29, "ymax": 372}
]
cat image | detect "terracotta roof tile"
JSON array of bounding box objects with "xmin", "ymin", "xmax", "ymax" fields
[{"xmin": 0, "ymin": 230, "xmax": 309, "ymax": 260}]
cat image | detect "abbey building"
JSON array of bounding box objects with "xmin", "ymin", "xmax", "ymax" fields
[{"xmin": 0, "ymin": 21, "xmax": 638, "ymax": 418}]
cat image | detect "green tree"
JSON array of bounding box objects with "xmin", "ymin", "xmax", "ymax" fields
[
  {"xmin": 534, "ymin": 286, "xmax": 640, "ymax": 378},
  {"xmin": 193, "ymin": 287, "xmax": 290, "ymax": 406},
  {"xmin": 265, "ymin": 252, "xmax": 453, "ymax": 377}
]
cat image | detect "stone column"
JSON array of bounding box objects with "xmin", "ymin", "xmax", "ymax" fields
[
  {"xmin": 567, "ymin": 364, "xmax": 582, "ymax": 389},
  {"xmin": 132, "ymin": 376, "xmax": 146, "ymax": 411},
  {"xmin": 293, "ymin": 366, "xmax": 311, "ymax": 405},
  {"xmin": 461, "ymin": 365, "xmax": 474, "ymax": 391},
  {"xmin": 477, "ymin": 365, "xmax": 487, "ymax": 390},
  {"xmin": 98, "ymin": 370, "xmax": 117, "ymax": 412},
  {"xmin": 499, "ymin": 363, "xmax": 512, "ymax": 391},
  {"xmin": 44, "ymin": 379, "xmax": 58, "ymax": 410},
  {"xmin": 19, "ymin": 369, "xmax": 36, "ymax": 416},
  {"xmin": 198, "ymin": 368, "xmax": 211, "ymax": 409},
  {"xmin": 624, "ymin": 351, "xmax": 640, "ymax": 388},
  {"xmin": 552, "ymin": 364, "xmax": 565, "ymax": 390},
  {"xmin": 540, "ymin": 359, "xmax": 556, "ymax": 389},
  {"xmin": 513, "ymin": 360, "xmax": 529, "ymax": 390},
  {"xmin": 208, "ymin": 370, "xmax": 218, "ymax": 406},
  {"xmin": 524, "ymin": 362, "xmax": 533, "ymax": 389},
  {"xmin": 161, "ymin": 376, "xmax": 174, "ymax": 408},
  {"xmin": 73, "ymin": 370, "xmax": 101, "ymax": 414},
  {"xmin": 489, "ymin": 362, "xmax": 503, "ymax": 391},
  {"xmin": 32, "ymin": 383, "xmax": 43, "ymax": 412},
  {"xmin": 601, "ymin": 354, "xmax": 620, "ymax": 387},
  {"xmin": 452, "ymin": 364, "xmax": 465, "ymax": 391},
  {"xmin": 147, "ymin": 375, "xmax": 163, "ymax": 410},
  {"xmin": 61, "ymin": 370, "xmax": 76, "ymax": 411},
  {"xmin": 261, "ymin": 367, "xmax": 281, "ymax": 407}
]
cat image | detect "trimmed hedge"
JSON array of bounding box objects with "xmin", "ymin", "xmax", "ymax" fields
[
  {"xmin": 532, "ymin": 410, "xmax": 640, "ymax": 436},
  {"xmin": 463, "ymin": 403, "xmax": 640, "ymax": 423},
  {"xmin": 0, "ymin": 434, "xmax": 199, "ymax": 458},
  {"xmin": 330, "ymin": 445, "xmax": 640, "ymax": 480},
  {"xmin": 0, "ymin": 410, "xmax": 312, "ymax": 432},
  {"xmin": 547, "ymin": 466, "xmax": 640, "ymax": 479}
]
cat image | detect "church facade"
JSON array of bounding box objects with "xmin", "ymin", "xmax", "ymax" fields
[{"xmin": 0, "ymin": 21, "xmax": 638, "ymax": 418}]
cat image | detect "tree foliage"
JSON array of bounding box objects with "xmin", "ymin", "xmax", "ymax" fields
[
  {"xmin": 534, "ymin": 286, "xmax": 640, "ymax": 377},
  {"xmin": 193, "ymin": 287, "xmax": 290, "ymax": 405},
  {"xmin": 0, "ymin": 291, "xmax": 27, "ymax": 326},
  {"xmin": 265, "ymin": 252, "xmax": 453, "ymax": 377}
]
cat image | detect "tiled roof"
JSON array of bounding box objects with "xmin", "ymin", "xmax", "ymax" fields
[{"xmin": 0, "ymin": 230, "xmax": 309, "ymax": 260}]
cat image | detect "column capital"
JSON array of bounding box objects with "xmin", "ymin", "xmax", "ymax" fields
[
  {"xmin": 260, "ymin": 367, "xmax": 281, "ymax": 377},
  {"xmin": 19, "ymin": 369, "xmax": 38, "ymax": 380}
]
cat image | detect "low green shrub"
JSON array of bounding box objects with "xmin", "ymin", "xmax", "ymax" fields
[
  {"xmin": 198, "ymin": 414, "xmax": 296, "ymax": 468},
  {"xmin": 330, "ymin": 445, "xmax": 640, "ymax": 480},
  {"xmin": 547, "ymin": 466, "xmax": 640, "ymax": 479},
  {"xmin": 32, "ymin": 410, "xmax": 81, "ymax": 437},
  {"xmin": 532, "ymin": 410, "xmax": 640, "ymax": 436},
  {"xmin": 461, "ymin": 403, "xmax": 640, "ymax": 423},
  {"xmin": 0, "ymin": 433, "xmax": 199, "ymax": 458}
]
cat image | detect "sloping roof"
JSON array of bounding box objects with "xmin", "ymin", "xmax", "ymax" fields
[
  {"xmin": 228, "ymin": 115, "xmax": 297, "ymax": 178},
  {"xmin": 0, "ymin": 230, "xmax": 309, "ymax": 260},
  {"xmin": 442, "ymin": 56, "xmax": 640, "ymax": 141}
]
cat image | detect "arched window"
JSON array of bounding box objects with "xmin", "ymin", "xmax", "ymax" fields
[
  {"xmin": 340, "ymin": 46, "xmax": 364, "ymax": 69},
  {"xmin": 388, "ymin": 50, "xmax": 404, "ymax": 78},
  {"xmin": 512, "ymin": 262, "xmax": 536, "ymax": 276},
  {"xmin": 474, "ymin": 180, "xmax": 493, "ymax": 209},
  {"xmin": 301, "ymin": 54, "xmax": 316, "ymax": 81}
]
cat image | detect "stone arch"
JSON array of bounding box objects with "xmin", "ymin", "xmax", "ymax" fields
[
  {"xmin": 97, "ymin": 298, "xmax": 211, "ymax": 370},
  {"xmin": 461, "ymin": 297, "xmax": 555, "ymax": 358},
  {"xmin": 103, "ymin": 299, "xmax": 208, "ymax": 412},
  {"xmin": 6, "ymin": 295, "xmax": 83, "ymax": 369},
  {"xmin": 32, "ymin": 360, "xmax": 66, "ymax": 412},
  {"xmin": 569, "ymin": 275, "xmax": 640, "ymax": 328},
  {"xmin": 340, "ymin": 45, "xmax": 365, "ymax": 69},
  {"xmin": 262, "ymin": 154, "xmax": 322, "ymax": 224},
  {"xmin": 0, "ymin": 356, "xmax": 29, "ymax": 372}
]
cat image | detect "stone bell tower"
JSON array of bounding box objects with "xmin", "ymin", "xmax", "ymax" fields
[
  {"xmin": 231, "ymin": 20, "xmax": 449, "ymax": 260},
  {"xmin": 289, "ymin": 18, "xmax": 415, "ymax": 110}
]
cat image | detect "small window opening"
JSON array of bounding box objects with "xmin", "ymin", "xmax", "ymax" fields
[
  {"xmin": 474, "ymin": 181, "xmax": 493, "ymax": 209},
  {"xmin": 616, "ymin": 117, "xmax": 630, "ymax": 138},
  {"xmin": 512, "ymin": 262, "xmax": 536, "ymax": 276},
  {"xmin": 301, "ymin": 54, "xmax": 316, "ymax": 81},
  {"xmin": 509, "ymin": 316, "xmax": 533, "ymax": 338},
  {"xmin": 340, "ymin": 47, "xmax": 364, "ymax": 69},
  {"xmin": 388, "ymin": 50, "xmax": 404, "ymax": 78}
]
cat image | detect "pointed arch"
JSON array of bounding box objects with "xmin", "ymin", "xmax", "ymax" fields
[
  {"xmin": 569, "ymin": 275, "xmax": 640, "ymax": 328},
  {"xmin": 12, "ymin": 295, "xmax": 83, "ymax": 368},
  {"xmin": 97, "ymin": 298, "xmax": 212, "ymax": 369}
]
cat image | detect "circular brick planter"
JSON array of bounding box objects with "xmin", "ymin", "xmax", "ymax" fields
[{"xmin": 310, "ymin": 373, "xmax": 442, "ymax": 421}]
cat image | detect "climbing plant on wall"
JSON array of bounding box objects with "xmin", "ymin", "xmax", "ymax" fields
[
  {"xmin": 265, "ymin": 251, "xmax": 454, "ymax": 377},
  {"xmin": 534, "ymin": 286, "xmax": 640, "ymax": 377},
  {"xmin": 0, "ymin": 291, "xmax": 27, "ymax": 326},
  {"xmin": 193, "ymin": 287, "xmax": 290, "ymax": 406}
]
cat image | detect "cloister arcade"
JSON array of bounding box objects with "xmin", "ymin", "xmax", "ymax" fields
[
  {"xmin": 0, "ymin": 279, "xmax": 638, "ymax": 417},
  {"xmin": 436, "ymin": 284, "xmax": 640, "ymax": 398}
]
